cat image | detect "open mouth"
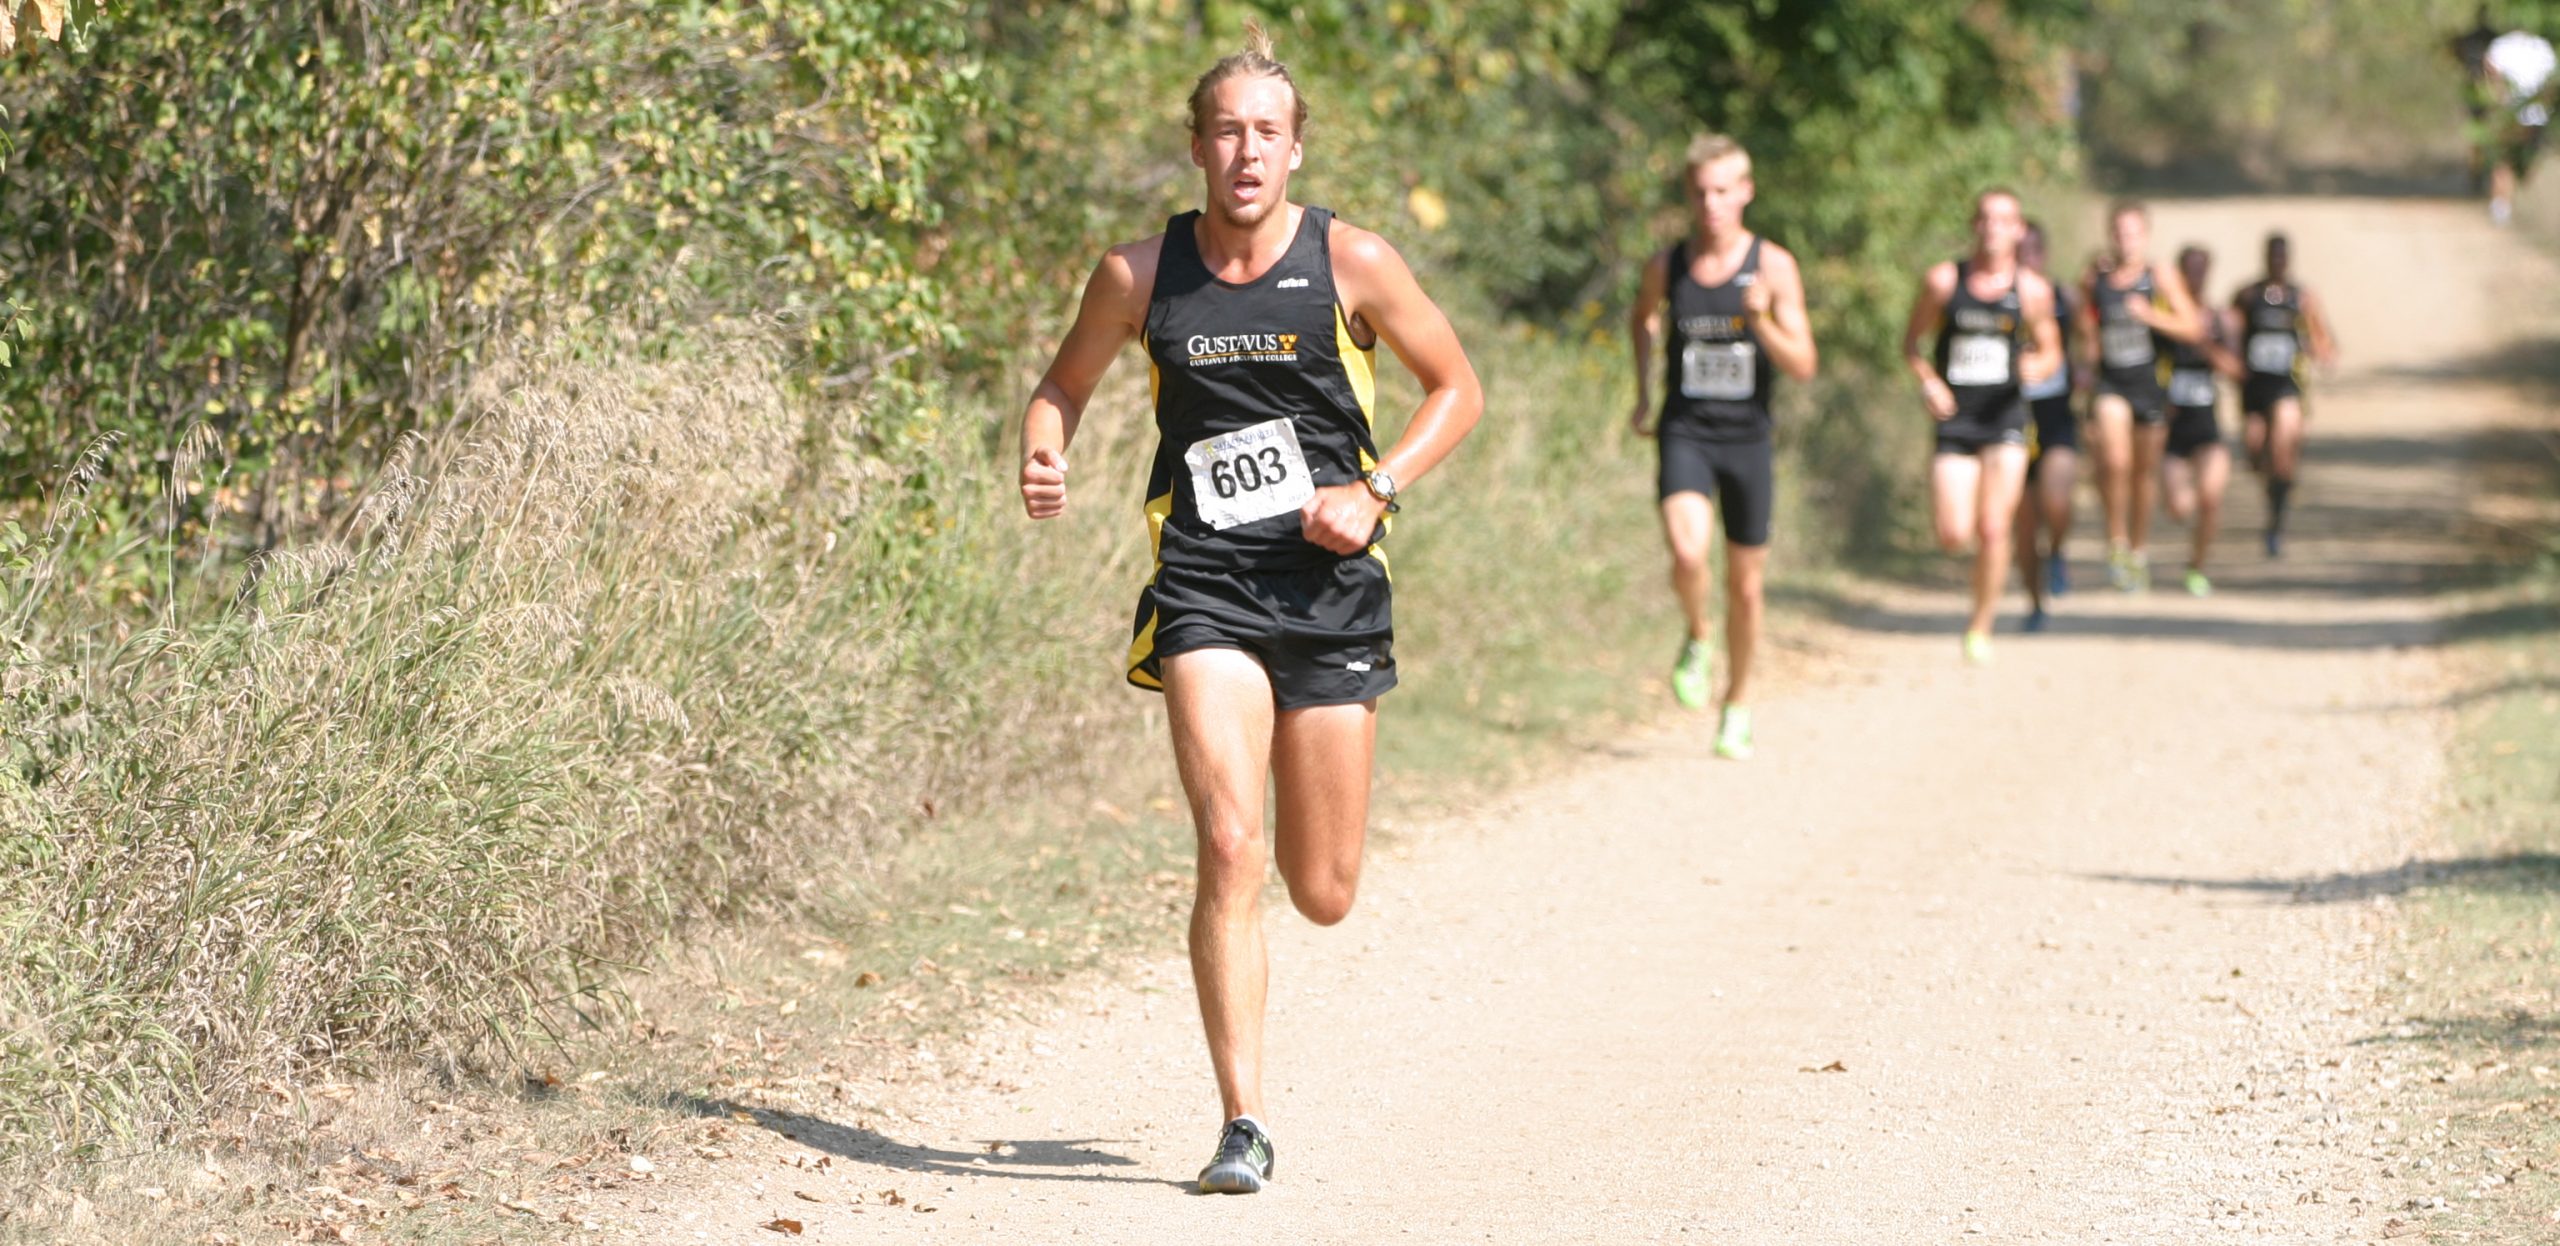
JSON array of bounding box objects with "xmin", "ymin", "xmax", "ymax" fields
[{"xmin": 1231, "ymin": 174, "xmax": 1264, "ymax": 202}]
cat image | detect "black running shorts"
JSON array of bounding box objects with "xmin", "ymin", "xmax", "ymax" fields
[
  {"xmin": 2166, "ymin": 404, "xmax": 2222, "ymax": 458},
  {"xmin": 1656, "ymin": 434, "xmax": 1774, "ymax": 547},
  {"xmin": 2095, "ymin": 370, "xmax": 2168, "ymax": 423},
  {"xmin": 2241, "ymin": 375, "xmax": 2301, "ymax": 415},
  {"xmin": 1934, "ymin": 399, "xmax": 2030, "ymax": 457},
  {"xmin": 2029, "ymin": 394, "xmax": 2078, "ymax": 456},
  {"xmin": 1127, "ymin": 556, "xmax": 1396, "ymax": 709}
]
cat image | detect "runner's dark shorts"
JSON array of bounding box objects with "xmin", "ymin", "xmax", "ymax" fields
[
  {"xmin": 1657, "ymin": 433, "xmax": 1774, "ymax": 547},
  {"xmin": 2241, "ymin": 375, "xmax": 2302, "ymax": 416},
  {"xmin": 2095, "ymin": 368, "xmax": 2168, "ymax": 423},
  {"xmin": 1934, "ymin": 394, "xmax": 2030, "ymax": 457},
  {"xmin": 2166, "ymin": 404, "xmax": 2223, "ymax": 459},
  {"xmin": 2029, "ymin": 393, "xmax": 2078, "ymax": 454},
  {"xmin": 1127, "ymin": 555, "xmax": 1395, "ymax": 709}
]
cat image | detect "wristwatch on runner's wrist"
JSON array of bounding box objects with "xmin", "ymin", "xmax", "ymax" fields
[{"xmin": 1361, "ymin": 469, "xmax": 1401, "ymax": 511}]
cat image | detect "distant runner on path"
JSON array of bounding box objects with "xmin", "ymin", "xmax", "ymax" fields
[
  {"xmin": 2014, "ymin": 219, "xmax": 2082, "ymax": 633},
  {"xmin": 2232, "ymin": 232, "xmax": 2338, "ymax": 558},
  {"xmin": 2078, "ymin": 200, "xmax": 2203, "ymax": 593},
  {"xmin": 1901, "ymin": 188, "xmax": 2064, "ymax": 665},
  {"xmin": 1016, "ymin": 21, "xmax": 1483, "ymax": 1195},
  {"xmin": 2483, "ymin": 25, "xmax": 2557, "ymax": 224},
  {"xmin": 2160, "ymin": 244, "xmax": 2241, "ymax": 596},
  {"xmin": 1626, "ymin": 133, "xmax": 1819, "ymax": 758}
]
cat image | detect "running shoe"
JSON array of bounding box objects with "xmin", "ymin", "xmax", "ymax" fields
[
  {"xmin": 1962, "ymin": 629, "xmax": 1994, "ymax": 666},
  {"xmin": 2184, "ymin": 568, "xmax": 2212, "ymax": 597},
  {"xmin": 1671, "ymin": 639, "xmax": 1712, "ymax": 711},
  {"xmin": 2106, "ymin": 546, "xmax": 2134, "ymax": 592},
  {"xmin": 2264, "ymin": 529, "xmax": 2283, "ymax": 559},
  {"xmin": 2045, "ymin": 550, "xmax": 2070, "ymax": 597},
  {"xmin": 2024, "ymin": 605, "xmax": 2049, "ymax": 633},
  {"xmin": 2126, "ymin": 550, "xmax": 2151, "ymax": 594},
  {"xmin": 1197, "ymin": 1117, "xmax": 1275, "ymax": 1194},
  {"xmin": 1714, "ymin": 704, "xmax": 1754, "ymax": 760}
]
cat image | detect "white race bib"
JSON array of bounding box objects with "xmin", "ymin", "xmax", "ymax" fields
[
  {"xmin": 1184, "ymin": 417, "xmax": 1317, "ymax": 530},
  {"xmin": 1680, "ymin": 339, "xmax": 1758, "ymax": 400},
  {"xmin": 2100, "ymin": 320, "xmax": 2155, "ymax": 368},
  {"xmin": 2167, "ymin": 368, "xmax": 2217, "ymax": 408},
  {"xmin": 1945, "ymin": 334, "xmax": 2012, "ymax": 388},
  {"xmin": 2246, "ymin": 332, "xmax": 2297, "ymax": 375}
]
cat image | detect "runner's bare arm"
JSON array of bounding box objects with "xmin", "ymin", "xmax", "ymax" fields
[
  {"xmin": 2019, "ymin": 272, "xmax": 2064, "ymax": 386},
  {"xmin": 1748, "ymin": 242, "xmax": 1819, "ymax": 382},
  {"xmin": 1627, "ymin": 248, "xmax": 1669, "ymax": 436},
  {"xmin": 2075, "ymin": 267, "xmax": 2105, "ymax": 374},
  {"xmin": 2205, "ymin": 309, "xmax": 2247, "ymax": 380},
  {"xmin": 1019, "ymin": 240, "xmax": 1157, "ymax": 519},
  {"xmin": 1901, "ymin": 261, "xmax": 1959, "ymax": 419},
  {"xmin": 2147, "ymin": 263, "xmax": 2205, "ymax": 344},
  {"xmin": 1303, "ymin": 221, "xmax": 1484, "ymax": 555},
  {"xmin": 2300, "ymin": 288, "xmax": 2342, "ymax": 366}
]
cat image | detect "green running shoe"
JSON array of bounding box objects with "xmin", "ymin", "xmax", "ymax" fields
[
  {"xmin": 2106, "ymin": 546, "xmax": 2134, "ymax": 591},
  {"xmin": 2184, "ymin": 568, "xmax": 2212, "ymax": 597},
  {"xmin": 2126, "ymin": 550, "xmax": 2151, "ymax": 594},
  {"xmin": 1962, "ymin": 629, "xmax": 1995, "ymax": 666},
  {"xmin": 1198, "ymin": 1117, "xmax": 1275, "ymax": 1194},
  {"xmin": 1671, "ymin": 639, "xmax": 1712, "ymax": 710},
  {"xmin": 1713, "ymin": 705, "xmax": 1754, "ymax": 760}
]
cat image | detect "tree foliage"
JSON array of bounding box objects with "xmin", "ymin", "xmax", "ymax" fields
[{"xmin": 0, "ymin": 0, "xmax": 974, "ymax": 529}]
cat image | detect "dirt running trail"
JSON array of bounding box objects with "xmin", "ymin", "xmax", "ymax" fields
[{"xmin": 617, "ymin": 198, "xmax": 2543, "ymax": 1243}]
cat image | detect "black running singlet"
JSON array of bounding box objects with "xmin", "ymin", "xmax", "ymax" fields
[
  {"xmin": 1659, "ymin": 235, "xmax": 1773, "ymax": 442},
  {"xmin": 2024, "ymin": 284, "xmax": 2075, "ymax": 401},
  {"xmin": 2237, "ymin": 281, "xmax": 2306, "ymax": 381},
  {"xmin": 2091, "ymin": 265, "xmax": 2159, "ymax": 381},
  {"xmin": 2166, "ymin": 309, "xmax": 2227, "ymax": 410},
  {"xmin": 1933, "ymin": 259, "xmax": 2026, "ymax": 417},
  {"xmin": 1142, "ymin": 207, "xmax": 1381, "ymax": 573}
]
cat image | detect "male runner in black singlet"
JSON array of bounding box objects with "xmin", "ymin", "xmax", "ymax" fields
[
  {"xmin": 2079, "ymin": 200, "xmax": 2202, "ymax": 593},
  {"xmin": 2014, "ymin": 220, "xmax": 2082, "ymax": 632},
  {"xmin": 2231, "ymin": 233, "xmax": 2338, "ymax": 558},
  {"xmin": 1902, "ymin": 188, "xmax": 2064, "ymax": 665},
  {"xmin": 1017, "ymin": 24, "xmax": 1482, "ymax": 1194},
  {"xmin": 2160, "ymin": 244, "xmax": 2241, "ymax": 596},
  {"xmin": 1627, "ymin": 133, "xmax": 1818, "ymax": 758}
]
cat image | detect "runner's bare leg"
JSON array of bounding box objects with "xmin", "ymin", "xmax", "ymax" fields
[{"xmin": 1165, "ymin": 649, "xmax": 1279, "ymax": 1124}]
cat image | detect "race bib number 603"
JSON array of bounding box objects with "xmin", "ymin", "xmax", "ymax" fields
[{"xmin": 1184, "ymin": 417, "xmax": 1317, "ymax": 530}]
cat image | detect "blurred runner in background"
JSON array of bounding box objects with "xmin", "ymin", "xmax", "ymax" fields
[{"xmin": 2483, "ymin": 23, "xmax": 2556, "ymax": 224}]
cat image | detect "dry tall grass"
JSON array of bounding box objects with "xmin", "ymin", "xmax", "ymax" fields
[{"xmin": 0, "ymin": 311, "xmax": 1909, "ymax": 1177}]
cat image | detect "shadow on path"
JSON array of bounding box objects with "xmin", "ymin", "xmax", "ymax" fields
[
  {"xmin": 2082, "ymin": 852, "xmax": 2560, "ymax": 904},
  {"xmin": 660, "ymin": 1094, "xmax": 1185, "ymax": 1191}
]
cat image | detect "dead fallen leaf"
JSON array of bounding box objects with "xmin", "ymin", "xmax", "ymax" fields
[
  {"xmin": 855, "ymin": 971, "xmax": 883, "ymax": 988},
  {"xmin": 794, "ymin": 1190, "xmax": 825, "ymax": 1203},
  {"xmin": 763, "ymin": 1218, "xmax": 804, "ymax": 1235},
  {"xmin": 1799, "ymin": 1060, "xmax": 1848, "ymax": 1074}
]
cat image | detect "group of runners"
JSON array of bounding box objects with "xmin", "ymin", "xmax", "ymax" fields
[
  {"xmin": 1016, "ymin": 27, "xmax": 2338, "ymax": 1194},
  {"xmin": 1905, "ymin": 193, "xmax": 2339, "ymax": 668}
]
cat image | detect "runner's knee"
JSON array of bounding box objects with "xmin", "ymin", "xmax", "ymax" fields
[
  {"xmin": 1284, "ymin": 870, "xmax": 1357, "ymax": 926},
  {"xmin": 1195, "ymin": 820, "xmax": 1266, "ymax": 888}
]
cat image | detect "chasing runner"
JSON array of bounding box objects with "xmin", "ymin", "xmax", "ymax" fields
[
  {"xmin": 1902, "ymin": 187, "xmax": 2064, "ymax": 664},
  {"xmin": 2160, "ymin": 244, "xmax": 2240, "ymax": 596},
  {"xmin": 2014, "ymin": 219, "xmax": 2081, "ymax": 632},
  {"xmin": 1016, "ymin": 23, "xmax": 1483, "ymax": 1194},
  {"xmin": 2232, "ymin": 232, "xmax": 2338, "ymax": 558},
  {"xmin": 1627, "ymin": 134, "xmax": 1818, "ymax": 758},
  {"xmin": 2078, "ymin": 200, "xmax": 2202, "ymax": 593}
]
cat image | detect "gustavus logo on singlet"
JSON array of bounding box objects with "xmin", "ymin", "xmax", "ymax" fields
[{"xmin": 1186, "ymin": 332, "xmax": 1302, "ymax": 366}]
